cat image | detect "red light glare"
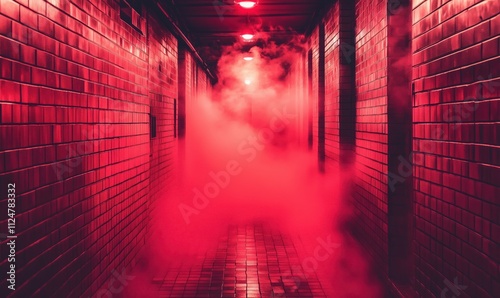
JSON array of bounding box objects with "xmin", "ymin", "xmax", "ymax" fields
[
  {"xmin": 236, "ymin": 1, "xmax": 257, "ymax": 8},
  {"xmin": 243, "ymin": 56, "xmax": 253, "ymax": 61},
  {"xmin": 244, "ymin": 79, "xmax": 252, "ymax": 85},
  {"xmin": 241, "ymin": 34, "xmax": 254, "ymax": 40}
]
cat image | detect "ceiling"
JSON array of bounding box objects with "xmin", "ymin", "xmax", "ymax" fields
[{"xmin": 162, "ymin": 0, "xmax": 326, "ymax": 75}]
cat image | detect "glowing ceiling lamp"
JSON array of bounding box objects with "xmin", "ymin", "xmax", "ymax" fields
[
  {"xmin": 241, "ymin": 33, "xmax": 254, "ymax": 40},
  {"xmin": 236, "ymin": 1, "xmax": 257, "ymax": 9},
  {"xmin": 243, "ymin": 56, "xmax": 253, "ymax": 61}
]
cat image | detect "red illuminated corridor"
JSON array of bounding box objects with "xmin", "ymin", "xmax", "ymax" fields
[{"xmin": 0, "ymin": 0, "xmax": 499, "ymax": 297}]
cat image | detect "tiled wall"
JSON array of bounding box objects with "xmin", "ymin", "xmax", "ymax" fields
[
  {"xmin": 323, "ymin": 0, "xmax": 357, "ymax": 169},
  {"xmin": 412, "ymin": 0, "xmax": 499, "ymax": 296},
  {"xmin": 309, "ymin": 26, "xmax": 320, "ymax": 161},
  {"xmin": 352, "ymin": 0, "xmax": 390, "ymax": 272},
  {"xmin": 301, "ymin": 0, "xmax": 498, "ymax": 297},
  {"xmin": 147, "ymin": 12, "xmax": 178, "ymax": 237},
  {"xmin": 0, "ymin": 0, "xmax": 212, "ymax": 297},
  {"xmin": 305, "ymin": 0, "xmax": 393, "ymax": 276},
  {"xmin": 324, "ymin": 3, "xmax": 341, "ymax": 166}
]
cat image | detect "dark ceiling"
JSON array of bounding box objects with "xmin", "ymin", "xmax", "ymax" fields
[{"xmin": 161, "ymin": 0, "xmax": 326, "ymax": 75}]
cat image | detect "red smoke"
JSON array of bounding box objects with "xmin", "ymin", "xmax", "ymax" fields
[{"xmin": 122, "ymin": 36, "xmax": 383, "ymax": 298}]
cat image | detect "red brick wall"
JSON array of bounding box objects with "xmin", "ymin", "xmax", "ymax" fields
[
  {"xmin": 298, "ymin": 0, "xmax": 498, "ymax": 296},
  {"xmin": 147, "ymin": 13, "xmax": 178, "ymax": 235},
  {"xmin": 303, "ymin": 22, "xmax": 328, "ymax": 169},
  {"xmin": 412, "ymin": 1, "xmax": 499, "ymax": 297},
  {"xmin": 177, "ymin": 45, "xmax": 212, "ymax": 175},
  {"xmin": 323, "ymin": 0, "xmax": 357, "ymax": 169},
  {"xmin": 0, "ymin": 0, "xmax": 211, "ymax": 297},
  {"xmin": 178, "ymin": 46, "xmax": 194, "ymax": 139},
  {"xmin": 301, "ymin": 0, "xmax": 391, "ymax": 279},
  {"xmin": 352, "ymin": 0, "xmax": 389, "ymax": 272},
  {"xmin": 324, "ymin": 3, "xmax": 341, "ymax": 167},
  {"xmin": 196, "ymin": 64, "xmax": 210, "ymax": 98},
  {"xmin": 310, "ymin": 27, "xmax": 320, "ymax": 157},
  {"xmin": 301, "ymin": 0, "xmax": 391, "ymax": 277}
]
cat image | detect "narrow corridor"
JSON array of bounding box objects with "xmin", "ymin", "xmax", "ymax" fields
[{"xmin": 0, "ymin": 0, "xmax": 498, "ymax": 297}]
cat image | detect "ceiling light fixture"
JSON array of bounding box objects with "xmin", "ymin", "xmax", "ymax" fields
[
  {"xmin": 236, "ymin": 1, "xmax": 257, "ymax": 9},
  {"xmin": 243, "ymin": 56, "xmax": 253, "ymax": 61},
  {"xmin": 241, "ymin": 33, "xmax": 254, "ymax": 40}
]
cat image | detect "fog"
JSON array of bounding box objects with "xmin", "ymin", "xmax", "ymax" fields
[{"xmin": 122, "ymin": 36, "xmax": 383, "ymax": 298}]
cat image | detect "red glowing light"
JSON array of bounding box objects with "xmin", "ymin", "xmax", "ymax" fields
[
  {"xmin": 244, "ymin": 79, "xmax": 252, "ymax": 85},
  {"xmin": 243, "ymin": 56, "xmax": 253, "ymax": 61},
  {"xmin": 241, "ymin": 34, "xmax": 254, "ymax": 40},
  {"xmin": 236, "ymin": 1, "xmax": 257, "ymax": 8}
]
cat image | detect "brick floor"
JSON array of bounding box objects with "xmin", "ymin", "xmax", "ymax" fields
[{"xmin": 152, "ymin": 224, "xmax": 328, "ymax": 297}]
